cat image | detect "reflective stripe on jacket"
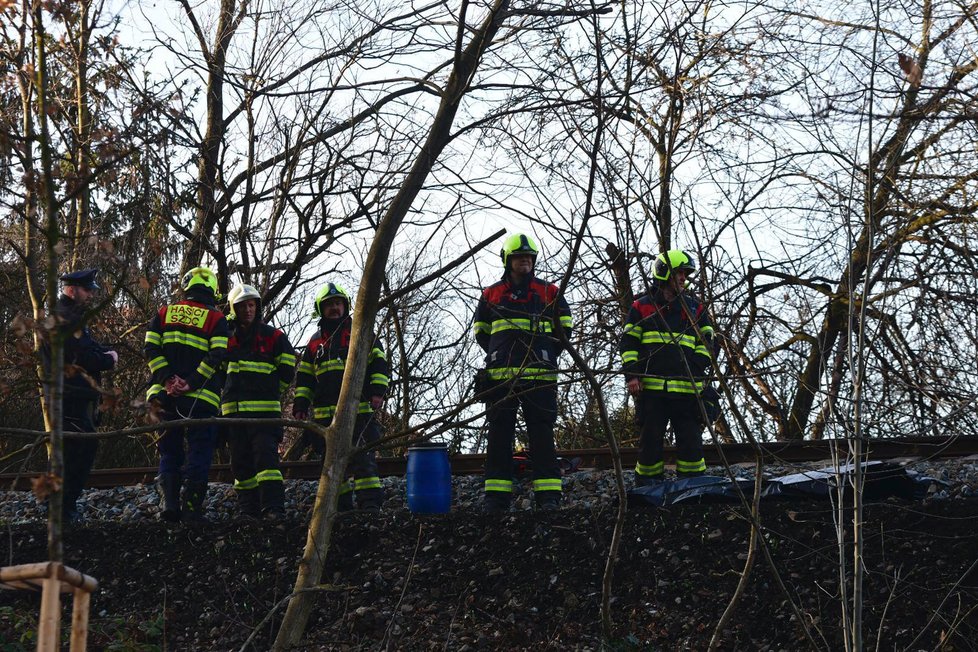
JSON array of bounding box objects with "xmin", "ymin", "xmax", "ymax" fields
[
  {"xmin": 619, "ymin": 289, "xmax": 715, "ymax": 393},
  {"xmin": 293, "ymin": 317, "xmax": 389, "ymax": 415},
  {"xmin": 221, "ymin": 321, "xmax": 296, "ymax": 416},
  {"xmin": 144, "ymin": 299, "xmax": 229, "ymax": 413},
  {"xmin": 473, "ymin": 275, "xmax": 573, "ymax": 381}
]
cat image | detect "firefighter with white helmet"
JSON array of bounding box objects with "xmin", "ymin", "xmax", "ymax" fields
[{"xmin": 221, "ymin": 283, "xmax": 297, "ymax": 519}]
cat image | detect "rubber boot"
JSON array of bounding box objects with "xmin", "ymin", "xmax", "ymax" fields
[
  {"xmin": 536, "ymin": 492, "xmax": 561, "ymax": 511},
  {"xmin": 337, "ymin": 491, "xmax": 354, "ymax": 513},
  {"xmin": 356, "ymin": 487, "xmax": 384, "ymax": 512},
  {"xmin": 259, "ymin": 481, "xmax": 286, "ymax": 519},
  {"xmin": 236, "ymin": 487, "xmax": 260, "ymax": 520},
  {"xmin": 158, "ymin": 473, "xmax": 182, "ymax": 523},
  {"xmin": 634, "ymin": 474, "xmax": 664, "ymax": 488},
  {"xmin": 483, "ymin": 493, "xmax": 511, "ymax": 514},
  {"xmin": 181, "ymin": 481, "xmax": 208, "ymax": 523}
]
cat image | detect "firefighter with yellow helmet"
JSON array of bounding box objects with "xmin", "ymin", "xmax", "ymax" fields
[
  {"xmin": 619, "ymin": 249, "xmax": 717, "ymax": 485},
  {"xmin": 222, "ymin": 283, "xmax": 297, "ymax": 519},
  {"xmin": 292, "ymin": 283, "xmax": 390, "ymax": 511},
  {"xmin": 144, "ymin": 266, "xmax": 229, "ymax": 522},
  {"xmin": 473, "ymin": 233, "xmax": 573, "ymax": 512}
]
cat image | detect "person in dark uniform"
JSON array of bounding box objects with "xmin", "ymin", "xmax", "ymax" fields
[
  {"xmin": 293, "ymin": 282, "xmax": 389, "ymax": 511},
  {"xmin": 221, "ymin": 283, "xmax": 296, "ymax": 519},
  {"xmin": 47, "ymin": 268, "xmax": 118, "ymax": 523},
  {"xmin": 144, "ymin": 267, "xmax": 229, "ymax": 522},
  {"xmin": 473, "ymin": 233, "xmax": 573, "ymax": 512},
  {"xmin": 619, "ymin": 249, "xmax": 717, "ymax": 485}
]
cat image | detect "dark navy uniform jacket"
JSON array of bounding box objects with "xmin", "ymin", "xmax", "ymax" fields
[
  {"xmin": 472, "ymin": 275, "xmax": 573, "ymax": 383},
  {"xmin": 294, "ymin": 316, "xmax": 389, "ymax": 421},
  {"xmin": 619, "ymin": 288, "xmax": 716, "ymax": 394},
  {"xmin": 45, "ymin": 295, "xmax": 116, "ymax": 425}
]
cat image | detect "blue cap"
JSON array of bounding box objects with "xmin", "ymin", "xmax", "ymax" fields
[{"xmin": 60, "ymin": 268, "xmax": 100, "ymax": 290}]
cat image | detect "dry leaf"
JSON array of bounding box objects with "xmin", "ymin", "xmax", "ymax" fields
[
  {"xmin": 898, "ymin": 53, "xmax": 922, "ymax": 87},
  {"xmin": 10, "ymin": 314, "xmax": 33, "ymax": 337},
  {"xmin": 31, "ymin": 473, "xmax": 62, "ymax": 501}
]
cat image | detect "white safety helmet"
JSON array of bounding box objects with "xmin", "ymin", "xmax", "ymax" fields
[{"xmin": 227, "ymin": 283, "xmax": 262, "ymax": 319}]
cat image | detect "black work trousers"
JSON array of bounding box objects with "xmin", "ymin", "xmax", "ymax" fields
[
  {"xmin": 308, "ymin": 414, "xmax": 382, "ymax": 496},
  {"xmin": 228, "ymin": 422, "xmax": 283, "ymax": 485},
  {"xmin": 484, "ymin": 380, "xmax": 560, "ymax": 492},
  {"xmin": 62, "ymin": 402, "xmax": 99, "ymax": 517},
  {"xmin": 636, "ymin": 393, "xmax": 705, "ymax": 475}
]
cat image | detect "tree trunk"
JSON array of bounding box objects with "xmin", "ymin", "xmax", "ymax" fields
[{"xmin": 272, "ymin": 1, "xmax": 512, "ymax": 647}]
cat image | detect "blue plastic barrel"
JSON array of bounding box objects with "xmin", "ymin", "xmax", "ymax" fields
[{"xmin": 406, "ymin": 443, "xmax": 451, "ymax": 514}]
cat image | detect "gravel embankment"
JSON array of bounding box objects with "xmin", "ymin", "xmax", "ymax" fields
[{"xmin": 1, "ymin": 458, "xmax": 975, "ymax": 524}]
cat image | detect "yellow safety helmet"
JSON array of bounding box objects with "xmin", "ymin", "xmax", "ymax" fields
[
  {"xmin": 653, "ymin": 249, "xmax": 696, "ymax": 284},
  {"xmin": 182, "ymin": 266, "xmax": 221, "ymax": 300},
  {"xmin": 500, "ymin": 233, "xmax": 539, "ymax": 269},
  {"xmin": 313, "ymin": 282, "xmax": 351, "ymax": 317}
]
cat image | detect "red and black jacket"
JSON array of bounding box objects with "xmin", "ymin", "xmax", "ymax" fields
[
  {"xmin": 221, "ymin": 321, "xmax": 296, "ymax": 416},
  {"xmin": 294, "ymin": 316, "xmax": 389, "ymax": 421},
  {"xmin": 144, "ymin": 296, "xmax": 229, "ymax": 415},
  {"xmin": 619, "ymin": 289, "xmax": 715, "ymax": 394},
  {"xmin": 472, "ymin": 275, "xmax": 573, "ymax": 383}
]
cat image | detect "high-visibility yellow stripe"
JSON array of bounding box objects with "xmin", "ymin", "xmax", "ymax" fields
[
  {"xmin": 369, "ymin": 348, "xmax": 387, "ymax": 361},
  {"xmin": 641, "ymin": 331, "xmax": 697, "ymax": 348},
  {"xmin": 370, "ymin": 373, "xmax": 389, "ymax": 386},
  {"xmin": 276, "ymin": 352, "xmax": 297, "ymax": 366},
  {"xmin": 256, "ymin": 469, "xmax": 283, "ymax": 483},
  {"xmin": 234, "ymin": 476, "xmax": 259, "ymax": 490},
  {"xmin": 638, "ymin": 377, "xmax": 705, "ymax": 393},
  {"xmin": 228, "ymin": 360, "xmax": 277, "ymax": 374},
  {"xmin": 313, "ymin": 405, "xmax": 336, "ymax": 419},
  {"xmin": 559, "ymin": 315, "xmax": 573, "ymax": 328},
  {"xmin": 185, "ymin": 388, "xmax": 220, "ymax": 408},
  {"xmin": 222, "ymin": 400, "xmax": 281, "ymax": 415},
  {"xmin": 315, "ymin": 360, "xmax": 345, "ymax": 374},
  {"xmin": 533, "ymin": 478, "xmax": 562, "ymax": 492},
  {"xmin": 473, "ymin": 321, "xmax": 490, "ymax": 334},
  {"xmin": 677, "ymin": 458, "xmax": 706, "ymax": 473},
  {"xmin": 623, "ymin": 323, "xmax": 642, "ymax": 338},
  {"xmin": 485, "ymin": 479, "xmax": 513, "ymax": 493},
  {"xmin": 298, "ymin": 361, "xmax": 314, "ymax": 375},
  {"xmin": 148, "ymin": 356, "xmax": 169, "ymax": 372},
  {"xmin": 489, "ymin": 319, "xmax": 556, "ymax": 334},
  {"xmin": 146, "ymin": 384, "xmax": 164, "ymax": 400},
  {"xmin": 295, "ymin": 387, "xmax": 314, "ymax": 401},
  {"xmin": 354, "ymin": 477, "xmax": 381, "ymax": 491},
  {"xmin": 621, "ymin": 351, "xmax": 639, "ymax": 364},
  {"xmin": 210, "ymin": 336, "xmax": 228, "ymax": 350},
  {"xmin": 635, "ymin": 461, "xmax": 664, "ymax": 476},
  {"xmin": 487, "ymin": 367, "xmax": 557, "ymax": 382},
  {"xmin": 144, "ymin": 331, "xmax": 162, "ymax": 345},
  {"xmin": 162, "ymin": 331, "xmax": 209, "ymax": 351},
  {"xmin": 197, "ymin": 361, "xmax": 216, "ymax": 379}
]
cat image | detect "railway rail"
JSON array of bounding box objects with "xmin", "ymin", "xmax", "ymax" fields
[{"xmin": 2, "ymin": 436, "xmax": 976, "ymax": 491}]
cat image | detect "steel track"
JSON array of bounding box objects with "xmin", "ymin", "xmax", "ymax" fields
[{"xmin": 2, "ymin": 436, "xmax": 976, "ymax": 490}]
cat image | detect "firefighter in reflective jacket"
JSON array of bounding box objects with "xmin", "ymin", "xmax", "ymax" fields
[
  {"xmin": 619, "ymin": 249, "xmax": 716, "ymax": 485},
  {"xmin": 292, "ymin": 283, "xmax": 389, "ymax": 511},
  {"xmin": 222, "ymin": 284, "xmax": 296, "ymax": 519},
  {"xmin": 144, "ymin": 267, "xmax": 229, "ymax": 521},
  {"xmin": 473, "ymin": 233, "xmax": 573, "ymax": 512}
]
